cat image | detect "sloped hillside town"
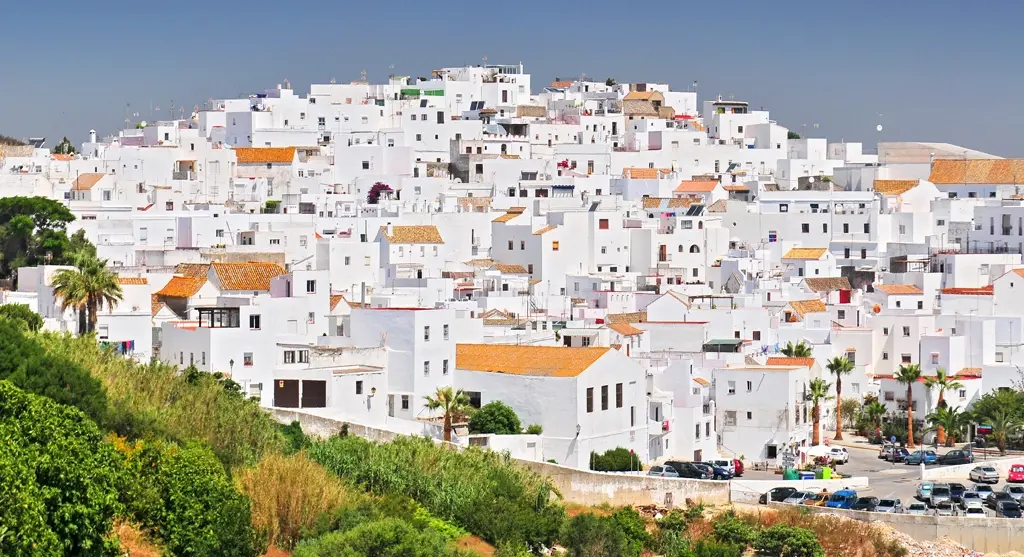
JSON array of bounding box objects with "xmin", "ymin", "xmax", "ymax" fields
[{"xmin": 3, "ymin": 62, "xmax": 1023, "ymax": 477}]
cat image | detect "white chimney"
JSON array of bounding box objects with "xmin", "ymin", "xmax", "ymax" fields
[
  {"xmin": 89, "ymin": 129, "xmax": 96, "ymax": 143},
  {"xmin": 386, "ymin": 222, "xmax": 393, "ymax": 236}
]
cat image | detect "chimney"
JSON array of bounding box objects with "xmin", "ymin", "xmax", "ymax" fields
[
  {"xmin": 386, "ymin": 222, "xmax": 393, "ymax": 237},
  {"xmin": 89, "ymin": 129, "xmax": 96, "ymax": 143}
]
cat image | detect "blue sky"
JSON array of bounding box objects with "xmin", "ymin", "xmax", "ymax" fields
[{"xmin": 4, "ymin": 0, "xmax": 1020, "ymax": 155}]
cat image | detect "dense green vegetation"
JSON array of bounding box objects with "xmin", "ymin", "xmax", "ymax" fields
[
  {"xmin": 468, "ymin": 400, "xmax": 522, "ymax": 434},
  {"xmin": 589, "ymin": 446, "xmax": 644, "ymax": 471},
  {"xmin": 0, "ymin": 196, "xmax": 96, "ymax": 285}
]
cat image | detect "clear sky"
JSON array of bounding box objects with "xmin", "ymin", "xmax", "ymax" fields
[{"xmin": 3, "ymin": 0, "xmax": 1020, "ymax": 155}]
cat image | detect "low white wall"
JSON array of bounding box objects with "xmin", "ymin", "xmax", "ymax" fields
[
  {"xmin": 731, "ymin": 478, "xmax": 871, "ymax": 504},
  {"xmin": 922, "ymin": 456, "xmax": 1023, "ymax": 480},
  {"xmin": 467, "ymin": 433, "xmax": 543, "ymax": 461}
]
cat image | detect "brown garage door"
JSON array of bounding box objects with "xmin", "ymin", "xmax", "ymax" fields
[
  {"xmin": 274, "ymin": 379, "xmax": 300, "ymax": 408},
  {"xmin": 301, "ymin": 380, "xmax": 327, "ymax": 408}
]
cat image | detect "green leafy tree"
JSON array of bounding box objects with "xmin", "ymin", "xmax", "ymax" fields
[
  {"xmin": 468, "ymin": 401, "xmax": 522, "ymax": 435},
  {"xmin": 605, "ymin": 78, "xmax": 617, "ymax": 86},
  {"xmin": 983, "ymin": 409, "xmax": 1022, "ymax": 455},
  {"xmin": 787, "ymin": 131, "xmax": 802, "ymax": 140},
  {"xmin": 926, "ymin": 406, "xmax": 968, "ymax": 447},
  {"xmin": 894, "ymin": 364, "xmax": 922, "ymax": 448},
  {"xmin": 924, "ymin": 368, "xmax": 964, "ymax": 445},
  {"xmin": 561, "ymin": 513, "xmax": 640, "ymax": 557},
  {"xmin": 52, "ymin": 256, "xmax": 123, "ymax": 334},
  {"xmin": 862, "ymin": 400, "xmax": 887, "ymax": 438},
  {"xmin": 611, "ymin": 507, "xmax": 649, "ymax": 555},
  {"xmin": 754, "ymin": 525, "xmax": 823, "ymax": 557},
  {"xmin": 294, "ymin": 517, "xmax": 466, "ymax": 557},
  {"xmin": 808, "ymin": 378, "xmax": 833, "ymax": 446},
  {"xmin": 0, "ymin": 303, "xmax": 43, "ymax": 331},
  {"xmin": 590, "ymin": 447, "xmax": 643, "ymax": 471},
  {"xmin": 781, "ymin": 341, "xmax": 812, "ymax": 357},
  {"xmin": 0, "ymin": 380, "xmax": 123, "ymax": 556},
  {"xmin": 711, "ymin": 512, "xmax": 756, "ymax": 546},
  {"xmin": 0, "ymin": 196, "xmax": 98, "ymax": 286},
  {"xmin": 424, "ymin": 386, "xmax": 472, "ymax": 442},
  {"xmin": 52, "ymin": 136, "xmax": 77, "ymax": 155},
  {"xmin": 826, "ymin": 357, "xmax": 854, "ymax": 440}
]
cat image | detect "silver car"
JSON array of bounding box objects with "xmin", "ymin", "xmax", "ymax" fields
[
  {"xmin": 876, "ymin": 498, "xmax": 903, "ymax": 514},
  {"xmin": 961, "ymin": 491, "xmax": 985, "ymax": 511},
  {"xmin": 1003, "ymin": 484, "xmax": 1024, "ymax": 502},
  {"xmin": 935, "ymin": 501, "xmax": 956, "ymax": 516},
  {"xmin": 964, "ymin": 507, "xmax": 987, "ymax": 517},
  {"xmin": 929, "ymin": 484, "xmax": 952, "ymax": 508},
  {"xmin": 647, "ymin": 465, "xmax": 680, "ymax": 478},
  {"xmin": 974, "ymin": 484, "xmax": 995, "ymax": 498},
  {"xmin": 969, "ymin": 465, "xmax": 1000, "ymax": 484},
  {"xmin": 907, "ymin": 503, "xmax": 930, "ymax": 515},
  {"xmin": 783, "ymin": 491, "xmax": 812, "ymax": 505}
]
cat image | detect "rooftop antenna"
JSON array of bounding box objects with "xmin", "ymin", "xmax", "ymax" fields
[
  {"xmin": 389, "ymin": 64, "xmax": 395, "ymax": 79},
  {"xmin": 329, "ymin": 77, "xmax": 336, "ymax": 84},
  {"xmin": 360, "ymin": 69, "xmax": 367, "ymax": 82},
  {"xmin": 169, "ymin": 100, "xmax": 174, "ymax": 121}
]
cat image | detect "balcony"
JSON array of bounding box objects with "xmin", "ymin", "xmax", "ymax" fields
[
  {"xmin": 173, "ymin": 171, "xmax": 196, "ymax": 181},
  {"xmin": 702, "ymin": 403, "xmax": 713, "ymax": 416}
]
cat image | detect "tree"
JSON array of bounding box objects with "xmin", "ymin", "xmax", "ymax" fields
[
  {"xmin": 926, "ymin": 406, "xmax": 968, "ymax": 447},
  {"xmin": 468, "ymin": 400, "xmax": 522, "ymax": 435},
  {"xmin": 293, "ymin": 517, "xmax": 464, "ymax": 557},
  {"xmin": 0, "ymin": 303, "xmax": 43, "ymax": 331},
  {"xmin": 781, "ymin": 341, "xmax": 812, "ymax": 357},
  {"xmin": 787, "ymin": 131, "xmax": 802, "ymax": 140},
  {"xmin": 925, "ymin": 368, "xmax": 964, "ymax": 445},
  {"xmin": 560, "ymin": 513, "xmax": 641, "ymax": 557},
  {"xmin": 423, "ymin": 386, "xmax": 471, "ymax": 442},
  {"xmin": 826, "ymin": 357, "xmax": 854, "ymax": 440},
  {"xmin": 0, "ymin": 196, "xmax": 88, "ymax": 286},
  {"xmin": 605, "ymin": 78, "xmax": 617, "ymax": 86},
  {"xmin": 983, "ymin": 409, "xmax": 1022, "ymax": 455},
  {"xmin": 808, "ymin": 378, "xmax": 833, "ymax": 446},
  {"xmin": 52, "ymin": 255, "xmax": 123, "ymax": 334},
  {"xmin": 52, "ymin": 136, "xmax": 77, "ymax": 155},
  {"xmin": 366, "ymin": 182, "xmax": 393, "ymax": 204},
  {"xmin": 862, "ymin": 400, "xmax": 887, "ymax": 439},
  {"xmin": 590, "ymin": 447, "xmax": 643, "ymax": 471},
  {"xmin": 894, "ymin": 364, "xmax": 922, "ymax": 448}
]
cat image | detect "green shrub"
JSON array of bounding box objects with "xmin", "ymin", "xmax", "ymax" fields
[
  {"xmin": 309, "ymin": 435, "xmax": 565, "ymax": 548},
  {"xmin": 656, "ymin": 509, "xmax": 689, "ymax": 533},
  {"xmin": 494, "ymin": 541, "xmax": 534, "ymax": 557},
  {"xmin": 711, "ymin": 512, "xmax": 757, "ymax": 546},
  {"xmin": 293, "ymin": 517, "xmax": 466, "ymax": 557},
  {"xmin": 0, "ymin": 303, "xmax": 42, "ymax": 331},
  {"xmin": 0, "ymin": 380, "xmax": 123, "ymax": 556},
  {"xmin": 754, "ymin": 525, "xmax": 824, "ymax": 557},
  {"xmin": 692, "ymin": 539, "xmax": 744, "ymax": 557},
  {"xmin": 468, "ymin": 401, "xmax": 522, "ymax": 435},
  {"xmin": 526, "ymin": 424, "xmax": 543, "ymax": 435},
  {"xmin": 589, "ymin": 447, "xmax": 643, "ymax": 471},
  {"xmin": 560, "ymin": 513, "xmax": 640, "ymax": 557},
  {"xmin": 611, "ymin": 507, "xmax": 649, "ymax": 553},
  {"xmin": 279, "ymin": 420, "xmax": 312, "ymax": 454}
]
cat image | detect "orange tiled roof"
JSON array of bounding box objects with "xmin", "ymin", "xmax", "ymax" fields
[
  {"xmin": 941, "ymin": 286, "xmax": 993, "ymax": 296},
  {"xmin": 550, "ymin": 81, "xmax": 574, "ymax": 88},
  {"xmin": 873, "ymin": 179, "xmax": 919, "ymax": 195},
  {"xmin": 674, "ymin": 180, "xmax": 719, "ymax": 193},
  {"xmin": 380, "ymin": 225, "xmax": 444, "ymax": 244},
  {"xmin": 494, "ymin": 263, "xmax": 528, "ymax": 274},
  {"xmin": 176, "ymin": 263, "xmax": 211, "ymax": 277},
  {"xmin": 623, "ymin": 167, "xmax": 672, "ymax": 179},
  {"xmin": 928, "ymin": 159, "xmax": 1024, "ymax": 185},
  {"xmin": 642, "ymin": 197, "xmax": 694, "ymax": 209},
  {"xmin": 52, "ymin": 154, "xmax": 73, "ymax": 161},
  {"xmin": 875, "ymin": 284, "xmax": 923, "ymax": 295},
  {"xmin": 623, "ymin": 91, "xmax": 659, "ymax": 101},
  {"xmin": 803, "ymin": 277, "xmax": 851, "ymax": 292},
  {"xmin": 766, "ymin": 357, "xmax": 816, "ymax": 368},
  {"xmin": 155, "ymin": 276, "xmax": 207, "ymax": 298},
  {"xmin": 608, "ymin": 322, "xmax": 643, "ymax": 336},
  {"xmin": 211, "ymin": 261, "xmax": 287, "ymax": 291},
  {"xmin": 151, "ymin": 294, "xmax": 165, "ymax": 317},
  {"xmin": 456, "ymin": 344, "xmax": 610, "ymax": 377},
  {"xmin": 533, "ymin": 225, "xmax": 557, "ymax": 235},
  {"xmin": 723, "ymin": 185, "xmax": 749, "ymax": 192},
  {"xmin": 693, "ymin": 377, "xmax": 710, "ymax": 387},
  {"xmin": 72, "ymin": 173, "xmax": 106, "ymax": 191},
  {"xmin": 956, "ymin": 367, "xmax": 983, "ymax": 378},
  {"xmin": 330, "ymin": 294, "xmax": 344, "ymax": 310},
  {"xmin": 789, "ymin": 299, "xmax": 827, "ymax": 317},
  {"xmin": 234, "ymin": 147, "xmax": 296, "ymax": 164},
  {"xmin": 606, "ymin": 311, "xmax": 647, "ymax": 324},
  {"xmin": 494, "ymin": 212, "xmax": 524, "ymax": 223},
  {"xmin": 118, "ymin": 277, "xmax": 148, "ymax": 285},
  {"xmin": 782, "ymin": 247, "xmax": 828, "ymax": 260}
]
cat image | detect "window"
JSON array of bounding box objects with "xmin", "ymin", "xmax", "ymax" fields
[
  {"xmin": 727, "ymin": 380, "xmax": 736, "ymax": 395},
  {"xmin": 362, "ymin": 161, "xmax": 370, "ymax": 170},
  {"xmin": 931, "ymin": 353, "xmax": 939, "ymax": 365},
  {"xmin": 747, "ymin": 411, "xmax": 753, "ymax": 420},
  {"xmin": 861, "ymin": 248, "xmax": 867, "ymax": 259},
  {"xmin": 901, "ymin": 354, "xmax": 912, "ymax": 364},
  {"xmin": 443, "ymin": 324, "xmax": 449, "ymax": 340},
  {"xmin": 424, "ymin": 326, "xmax": 430, "ymax": 341},
  {"xmin": 917, "ymin": 301, "xmax": 923, "ymax": 310},
  {"xmin": 725, "ymin": 411, "xmax": 737, "ymax": 426},
  {"xmin": 843, "ymin": 223, "xmax": 849, "ymax": 233},
  {"xmin": 508, "ymin": 240, "xmax": 513, "ymax": 250},
  {"xmin": 996, "ymin": 352, "xmax": 1005, "ymax": 363},
  {"xmin": 753, "ymin": 331, "xmax": 761, "ymax": 341},
  {"xmin": 356, "ymin": 381, "xmax": 363, "ymax": 395},
  {"xmin": 401, "ymin": 395, "xmax": 410, "ymax": 410},
  {"xmin": 599, "ymin": 219, "xmax": 609, "ymax": 230},
  {"xmin": 601, "ymin": 385, "xmax": 609, "ymax": 410},
  {"xmin": 443, "ymin": 359, "xmax": 449, "ymax": 375},
  {"xmin": 837, "ymin": 310, "xmax": 846, "ymax": 320},
  {"xmin": 896, "ymin": 300, "xmax": 902, "ymax": 308},
  {"xmin": 344, "ymin": 256, "xmax": 350, "ymax": 265},
  {"xmin": 802, "ymin": 223, "xmax": 809, "ymax": 233},
  {"xmin": 882, "ymin": 352, "xmax": 889, "ymax": 360},
  {"xmin": 305, "ymin": 279, "xmax": 316, "ymax": 293},
  {"xmin": 249, "ymin": 315, "xmax": 261, "ymax": 329},
  {"xmin": 883, "ymin": 327, "xmax": 889, "ymax": 335},
  {"xmin": 424, "ymin": 361, "xmax": 430, "ymax": 376},
  {"xmin": 586, "ymin": 387, "xmax": 594, "ymax": 413},
  {"xmin": 706, "ymin": 422, "xmax": 711, "ymax": 437},
  {"xmin": 695, "ymin": 424, "xmax": 701, "ymax": 440},
  {"xmin": 864, "ymin": 223, "xmax": 870, "ymax": 233},
  {"xmin": 616, "ymin": 383, "xmax": 623, "ymax": 408},
  {"xmin": 243, "ymin": 352, "xmax": 253, "ymax": 366},
  {"xmin": 779, "ymin": 204, "xmax": 788, "ymax": 213},
  {"xmin": 903, "ymin": 326, "xmax": 911, "ymax": 337},
  {"xmin": 552, "ymin": 241, "xmax": 559, "ymax": 251},
  {"xmin": 284, "ymin": 351, "xmax": 296, "ymax": 364},
  {"xmin": 959, "ymin": 389, "xmax": 967, "ymax": 399},
  {"xmin": 270, "ymin": 238, "xmax": 281, "ymax": 246},
  {"xmin": 520, "ymin": 240, "xmax": 525, "ymax": 250},
  {"xmin": 746, "ymin": 381, "xmax": 753, "ymax": 392},
  {"xmin": 884, "ymin": 391, "xmax": 895, "ymax": 401},
  {"xmin": 298, "ymin": 350, "xmax": 309, "ymax": 363}
]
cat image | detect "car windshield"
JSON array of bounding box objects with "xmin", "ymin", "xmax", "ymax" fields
[
  {"xmin": 1009, "ymin": 487, "xmax": 1024, "ymax": 493},
  {"xmin": 1012, "ymin": 466, "xmax": 1024, "ymax": 473},
  {"xmin": 932, "ymin": 487, "xmax": 950, "ymax": 496},
  {"xmin": 855, "ymin": 498, "xmax": 872, "ymax": 504},
  {"xmin": 996, "ymin": 493, "xmax": 1012, "ymax": 500},
  {"xmin": 829, "ymin": 493, "xmax": 849, "ymax": 502},
  {"xmin": 977, "ymin": 486, "xmax": 993, "ymax": 493},
  {"xmin": 878, "ymin": 499, "xmax": 896, "ymax": 506},
  {"xmin": 967, "ymin": 508, "xmax": 984, "ymax": 514},
  {"xmin": 964, "ymin": 493, "xmax": 979, "ymax": 499},
  {"xmin": 1004, "ymin": 502, "xmax": 1021, "ymax": 510},
  {"xmin": 909, "ymin": 504, "xmax": 926, "ymax": 510},
  {"xmin": 982, "ymin": 467, "xmax": 997, "ymax": 473}
]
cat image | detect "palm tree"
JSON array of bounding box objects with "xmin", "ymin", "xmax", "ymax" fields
[
  {"xmin": 984, "ymin": 409, "xmax": 1022, "ymax": 455},
  {"xmin": 826, "ymin": 356, "xmax": 854, "ymax": 440},
  {"xmin": 781, "ymin": 341, "xmax": 813, "ymax": 358},
  {"xmin": 894, "ymin": 364, "xmax": 922, "ymax": 448},
  {"xmin": 424, "ymin": 386, "xmax": 472, "ymax": 443},
  {"xmin": 808, "ymin": 378, "xmax": 833, "ymax": 446},
  {"xmin": 863, "ymin": 400, "xmax": 887, "ymax": 439},
  {"xmin": 924, "ymin": 368, "xmax": 964, "ymax": 445},
  {"xmin": 52, "ymin": 256, "xmax": 123, "ymax": 334},
  {"xmin": 926, "ymin": 407, "xmax": 967, "ymax": 447}
]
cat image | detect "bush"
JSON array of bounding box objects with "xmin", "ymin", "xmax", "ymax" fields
[
  {"xmin": 279, "ymin": 420, "xmax": 312, "ymax": 454},
  {"xmin": 494, "ymin": 541, "xmax": 534, "ymax": 557},
  {"xmin": 468, "ymin": 401, "xmax": 522, "ymax": 435},
  {"xmin": 309, "ymin": 435, "xmax": 565, "ymax": 549},
  {"xmin": 235, "ymin": 452, "xmax": 358, "ymax": 549},
  {"xmin": 0, "ymin": 303, "xmax": 43, "ymax": 331},
  {"xmin": 711, "ymin": 512, "xmax": 757, "ymax": 546},
  {"xmin": 692, "ymin": 539, "xmax": 744, "ymax": 557},
  {"xmin": 560, "ymin": 513, "xmax": 640, "ymax": 557},
  {"xmin": 293, "ymin": 517, "xmax": 466, "ymax": 557},
  {"xmin": 611, "ymin": 507, "xmax": 649, "ymax": 554},
  {"xmin": 656, "ymin": 509, "xmax": 689, "ymax": 534},
  {"xmin": 526, "ymin": 424, "xmax": 543, "ymax": 435},
  {"xmin": 589, "ymin": 447, "xmax": 643, "ymax": 471},
  {"xmin": 0, "ymin": 380, "xmax": 123, "ymax": 556},
  {"xmin": 754, "ymin": 525, "xmax": 823, "ymax": 557}
]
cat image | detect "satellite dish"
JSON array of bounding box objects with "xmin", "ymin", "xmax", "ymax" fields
[
  {"xmin": 139, "ymin": 121, "xmax": 148, "ymax": 128},
  {"xmin": 876, "ymin": 124, "xmax": 883, "ymax": 132}
]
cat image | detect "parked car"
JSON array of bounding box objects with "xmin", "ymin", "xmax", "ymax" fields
[
  {"xmin": 733, "ymin": 459, "xmax": 744, "ymax": 477},
  {"xmin": 888, "ymin": 448, "xmax": 910, "ymax": 462},
  {"xmin": 647, "ymin": 465, "xmax": 680, "ymax": 478},
  {"xmin": 948, "ymin": 482, "xmax": 967, "ymax": 504},
  {"xmin": 826, "ymin": 490, "xmax": 858, "ymax": 509},
  {"xmin": 699, "ymin": 462, "xmax": 732, "ymax": 480},
  {"xmin": 1007, "ymin": 464, "xmax": 1024, "ymax": 483},
  {"xmin": 905, "ymin": 450, "xmax": 938, "ymax": 465},
  {"xmin": 665, "ymin": 461, "xmax": 711, "ymax": 480},
  {"xmin": 916, "ymin": 482, "xmax": 934, "ymax": 501},
  {"xmin": 960, "ymin": 491, "xmax": 985, "ymax": 511},
  {"xmin": 783, "ymin": 491, "xmax": 813, "ymax": 505},
  {"xmin": 974, "ymin": 484, "xmax": 995, "ymax": 499},
  {"xmin": 829, "ymin": 447, "xmax": 850, "ymax": 464},
  {"xmin": 964, "ymin": 507, "xmax": 987, "ymax": 517},
  {"xmin": 1003, "ymin": 484, "xmax": 1024, "ymax": 502},
  {"xmin": 928, "ymin": 484, "xmax": 952, "ymax": 508},
  {"xmin": 708, "ymin": 459, "xmax": 735, "ymax": 476},
  {"xmin": 934, "ymin": 501, "xmax": 956, "ymax": 516},
  {"xmin": 937, "ymin": 450, "xmax": 974, "ymax": 466},
  {"xmin": 850, "ymin": 496, "xmax": 880, "ymax": 511},
  {"xmin": 987, "ymin": 491, "xmax": 1014, "ymax": 510},
  {"xmin": 879, "ymin": 445, "xmax": 893, "ymax": 459},
  {"xmin": 759, "ymin": 486, "xmax": 798, "ymax": 505},
  {"xmin": 876, "ymin": 498, "xmax": 904, "ymax": 514},
  {"xmin": 803, "ymin": 493, "xmax": 830, "ymax": 507},
  {"xmin": 997, "ymin": 500, "xmax": 1023, "ymax": 518},
  {"xmin": 970, "ymin": 465, "xmax": 1000, "ymax": 484},
  {"xmin": 907, "ymin": 503, "xmax": 930, "ymax": 516}
]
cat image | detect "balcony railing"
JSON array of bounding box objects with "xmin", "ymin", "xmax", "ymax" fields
[
  {"xmin": 173, "ymin": 171, "xmax": 196, "ymax": 181},
  {"xmin": 932, "ymin": 244, "xmax": 1023, "ymax": 255}
]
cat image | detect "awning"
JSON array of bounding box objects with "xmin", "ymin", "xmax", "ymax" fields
[{"xmin": 552, "ymin": 184, "xmax": 575, "ymax": 190}]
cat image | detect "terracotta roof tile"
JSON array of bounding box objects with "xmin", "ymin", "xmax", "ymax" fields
[
  {"xmin": 707, "ymin": 199, "xmax": 728, "ymax": 212},
  {"xmin": 493, "ymin": 263, "xmax": 528, "ymax": 274},
  {"xmin": 789, "ymin": 299, "xmax": 827, "ymax": 317},
  {"xmin": 873, "ymin": 179, "xmax": 920, "ymax": 195},
  {"xmin": 956, "ymin": 367, "xmax": 983, "ymax": 378},
  {"xmin": 550, "ymin": 81, "xmax": 574, "ymax": 88},
  {"xmin": 72, "ymin": 173, "xmax": 106, "ymax": 191},
  {"xmin": 642, "ymin": 197, "xmax": 695, "ymax": 209},
  {"xmin": 155, "ymin": 276, "xmax": 207, "ymax": 298},
  {"xmin": 330, "ymin": 294, "xmax": 344, "ymax": 310},
  {"xmin": 211, "ymin": 261, "xmax": 287, "ymax": 291},
  {"xmin": 782, "ymin": 248, "xmax": 828, "ymax": 260},
  {"xmin": 380, "ymin": 225, "xmax": 444, "ymax": 244},
  {"xmin": 940, "ymin": 286, "xmax": 993, "ymax": 296},
  {"xmin": 929, "ymin": 159, "xmax": 1024, "ymax": 185},
  {"xmin": 875, "ymin": 284, "xmax": 923, "ymax": 295},
  {"xmin": 693, "ymin": 377, "xmax": 710, "ymax": 387},
  {"xmin": 234, "ymin": 147, "xmax": 296, "ymax": 164},
  {"xmin": 723, "ymin": 185, "xmax": 749, "ymax": 192},
  {"xmin": 465, "ymin": 258, "xmax": 494, "ymax": 268},
  {"xmin": 608, "ymin": 322, "xmax": 644, "ymax": 336},
  {"xmin": 766, "ymin": 357, "xmax": 816, "ymax": 367},
  {"xmin": 623, "ymin": 91, "xmax": 659, "ymax": 101},
  {"xmin": 674, "ymin": 180, "xmax": 719, "ymax": 193},
  {"xmin": 533, "ymin": 225, "xmax": 557, "ymax": 235},
  {"xmin": 622, "ymin": 100, "xmax": 659, "ymax": 117},
  {"xmin": 802, "ymin": 277, "xmax": 851, "ymax": 292},
  {"xmin": 606, "ymin": 311, "xmax": 647, "ymax": 324},
  {"xmin": 493, "ymin": 212, "xmax": 524, "ymax": 223},
  {"xmin": 623, "ymin": 167, "xmax": 673, "ymax": 179},
  {"xmin": 176, "ymin": 263, "xmax": 211, "ymax": 278},
  {"xmin": 151, "ymin": 294, "xmax": 165, "ymax": 317},
  {"xmin": 456, "ymin": 344, "xmax": 610, "ymax": 377},
  {"xmin": 118, "ymin": 276, "xmax": 149, "ymax": 285},
  {"xmin": 52, "ymin": 153, "xmax": 74, "ymax": 161}
]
